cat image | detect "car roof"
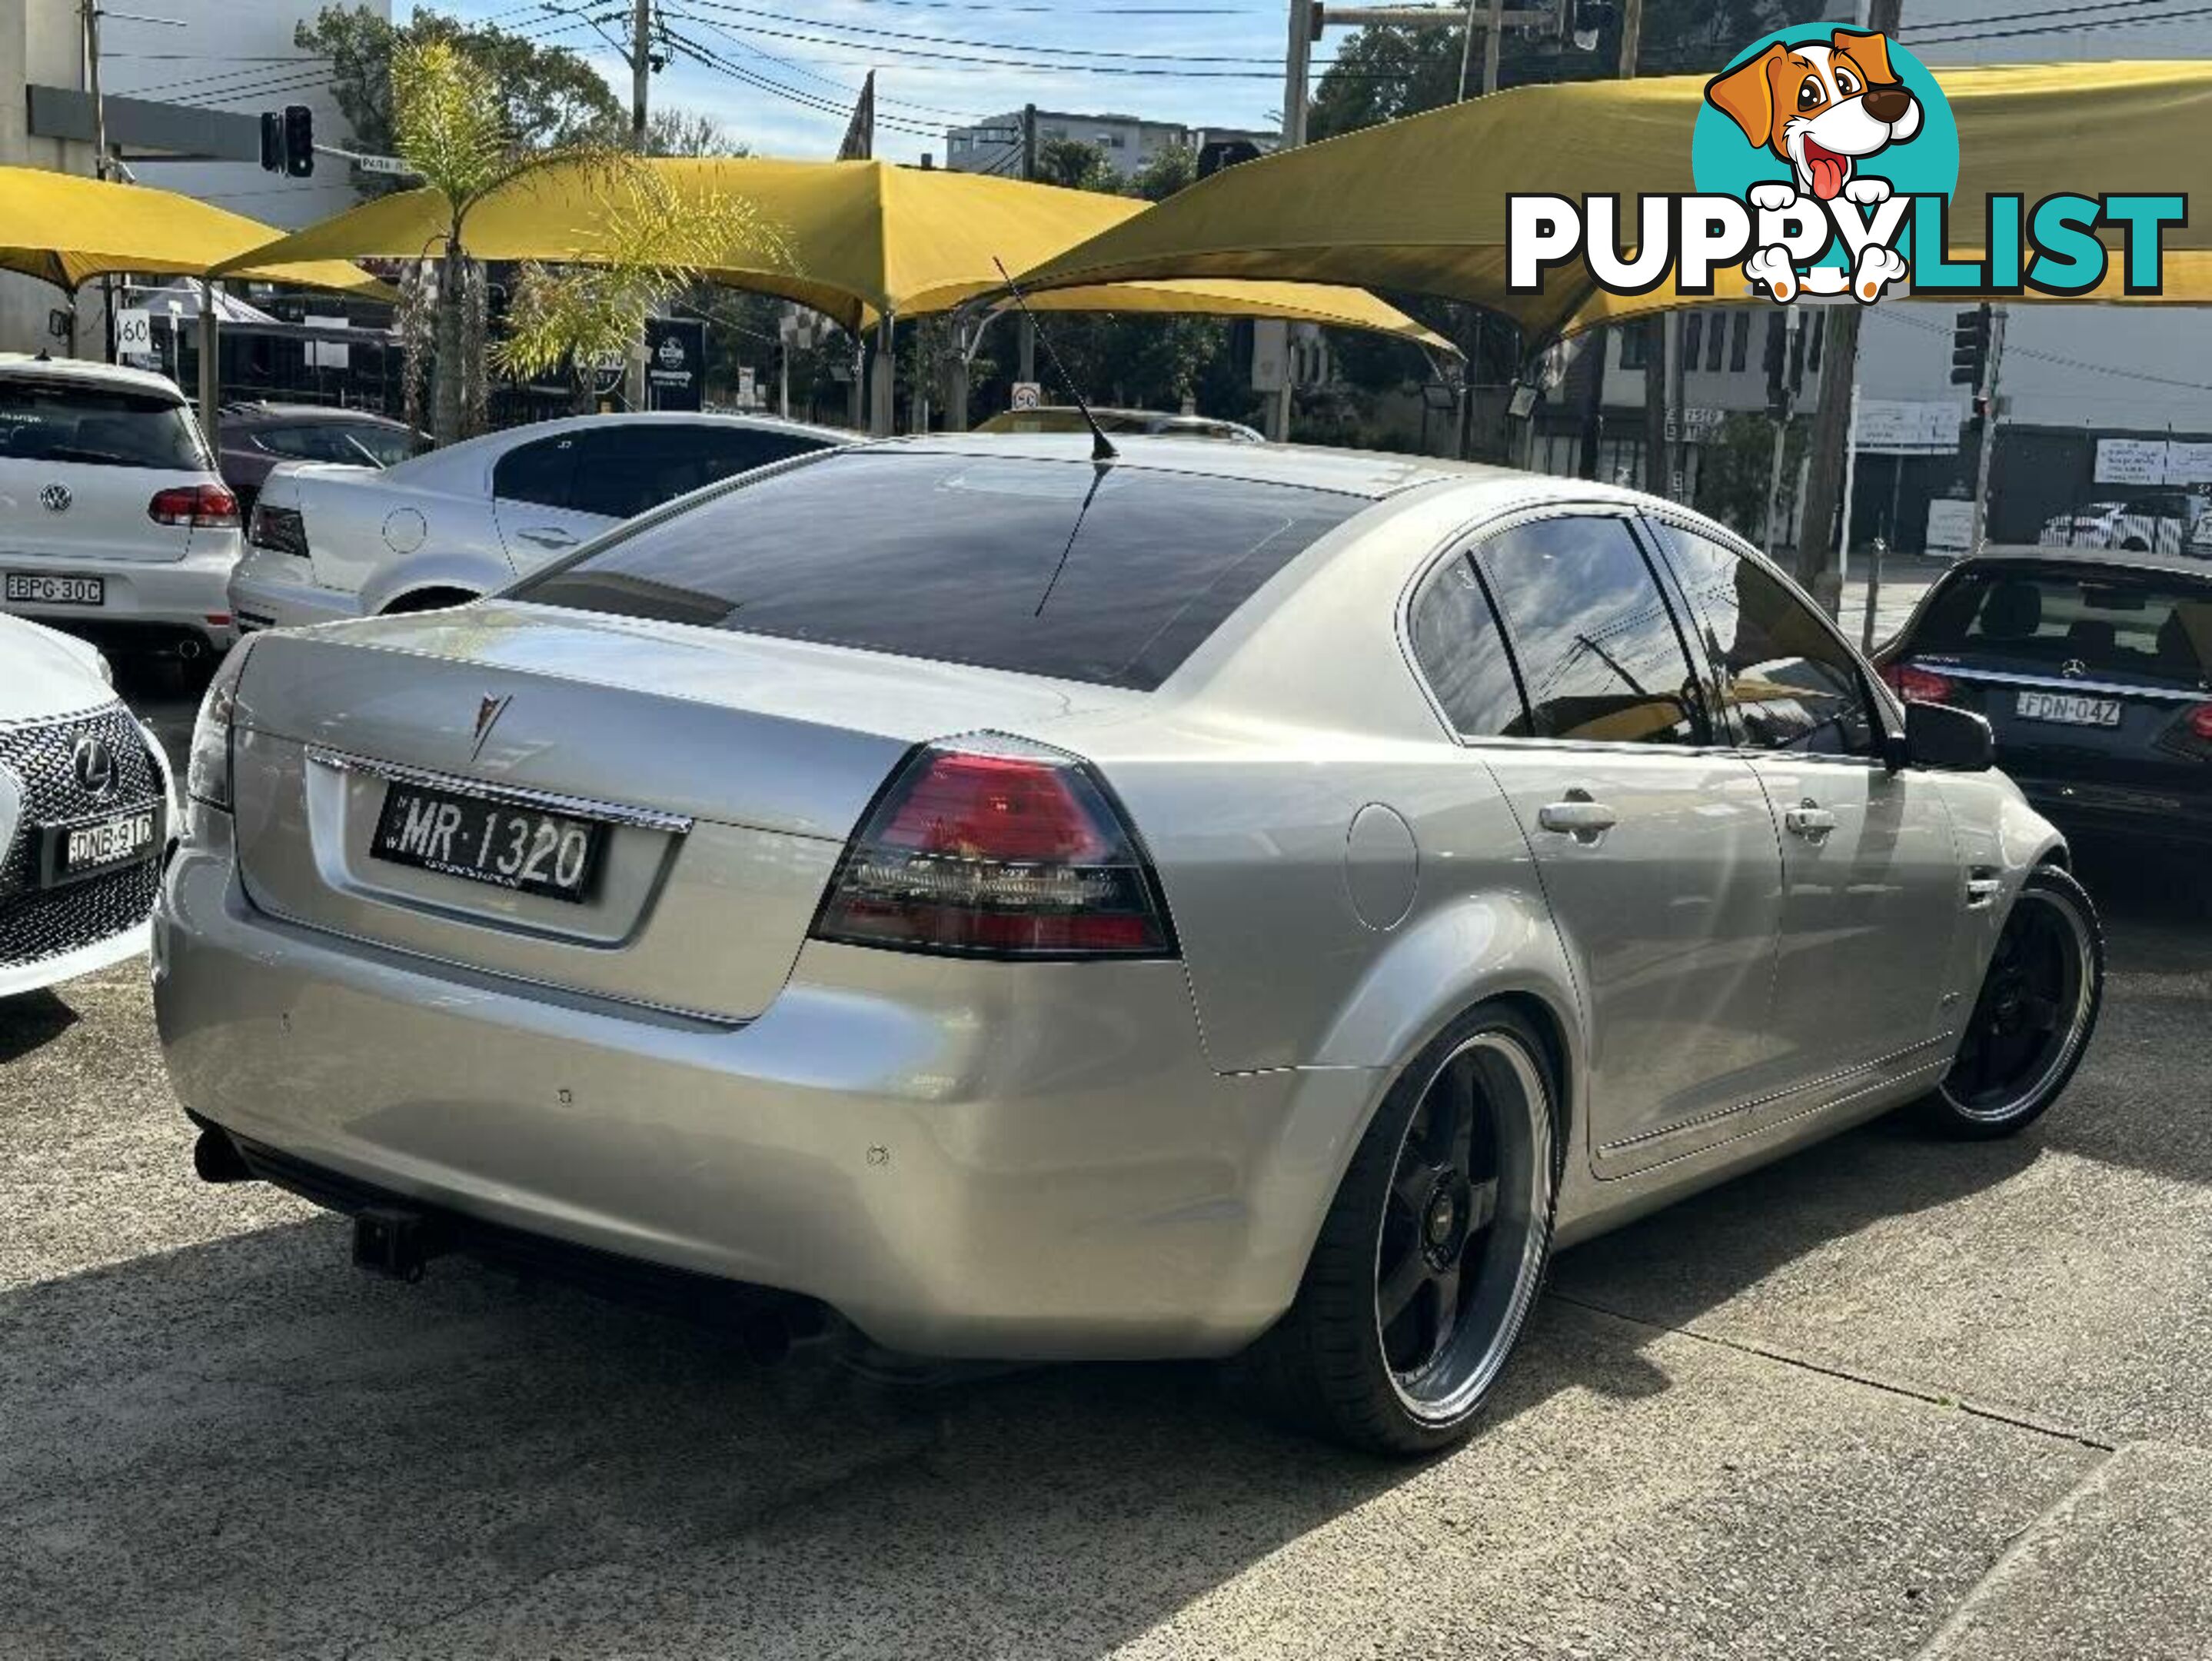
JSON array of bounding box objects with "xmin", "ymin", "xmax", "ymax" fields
[
  {"xmin": 879, "ymin": 431, "xmax": 1524, "ymax": 501},
  {"xmin": 1950, "ymin": 546, "xmax": 2212, "ymax": 582},
  {"xmin": 0, "ymin": 353, "xmax": 187, "ymax": 401}
]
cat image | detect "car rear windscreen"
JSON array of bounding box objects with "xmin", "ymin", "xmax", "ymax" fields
[
  {"xmin": 511, "ymin": 451, "xmax": 1365, "ymax": 690},
  {"xmin": 1912, "ymin": 567, "xmax": 2212, "ymax": 687},
  {"xmin": 0, "ymin": 379, "xmax": 209, "ymax": 470}
]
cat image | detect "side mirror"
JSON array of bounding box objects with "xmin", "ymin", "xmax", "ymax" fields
[{"xmin": 1899, "ymin": 700, "xmax": 1994, "ymax": 772}]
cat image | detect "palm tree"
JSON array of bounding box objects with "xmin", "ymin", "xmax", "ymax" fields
[{"xmin": 391, "ymin": 40, "xmax": 779, "ymax": 441}]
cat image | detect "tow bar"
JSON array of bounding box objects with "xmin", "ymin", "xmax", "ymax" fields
[{"xmin": 352, "ymin": 1207, "xmax": 451, "ymax": 1283}]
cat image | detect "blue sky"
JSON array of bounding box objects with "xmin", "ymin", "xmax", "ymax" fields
[
  {"xmin": 398, "ymin": 2, "xmax": 2212, "ymax": 165},
  {"xmin": 401, "ymin": 0, "xmax": 1309, "ymax": 163}
]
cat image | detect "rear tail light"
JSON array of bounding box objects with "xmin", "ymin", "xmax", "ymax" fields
[
  {"xmin": 187, "ymin": 637, "xmax": 256, "ymax": 811},
  {"xmin": 2187, "ymin": 703, "xmax": 2212, "ymax": 743},
  {"xmin": 247, "ymin": 501, "xmax": 308, "ymax": 556},
  {"xmin": 150, "ymin": 484, "xmax": 241, "ymax": 528},
  {"xmin": 1883, "ymin": 663, "xmax": 1955, "ymax": 704},
  {"xmin": 810, "ymin": 735, "xmax": 1177, "ymax": 959}
]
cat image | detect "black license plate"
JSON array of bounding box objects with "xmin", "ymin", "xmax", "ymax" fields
[
  {"xmin": 370, "ymin": 783, "xmax": 606, "ymax": 903},
  {"xmin": 6, "ymin": 573, "xmax": 105, "ymax": 606},
  {"xmin": 41, "ymin": 807, "xmax": 159, "ymax": 885}
]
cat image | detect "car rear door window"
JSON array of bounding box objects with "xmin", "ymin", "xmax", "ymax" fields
[
  {"xmin": 1407, "ymin": 554, "xmax": 1528, "ymax": 737},
  {"xmin": 1652, "ymin": 521, "xmax": 1877, "ymax": 757},
  {"xmin": 1475, "ymin": 515, "xmax": 1705, "ymax": 745},
  {"xmin": 689, "ymin": 425, "xmax": 828, "ymax": 489},
  {"xmin": 0, "ymin": 378, "xmax": 208, "ymax": 469},
  {"xmin": 512, "ymin": 450, "xmax": 1362, "ymax": 690}
]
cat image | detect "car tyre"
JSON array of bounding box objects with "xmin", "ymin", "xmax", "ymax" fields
[
  {"xmin": 1227, "ymin": 1004, "xmax": 1558, "ymax": 1456},
  {"xmin": 1920, "ymin": 864, "xmax": 2104, "ymax": 1140}
]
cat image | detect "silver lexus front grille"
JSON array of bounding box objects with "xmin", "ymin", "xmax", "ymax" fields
[{"xmin": 0, "ymin": 704, "xmax": 165, "ymax": 969}]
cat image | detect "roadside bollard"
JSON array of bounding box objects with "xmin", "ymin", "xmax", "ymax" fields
[{"xmin": 1861, "ymin": 536, "xmax": 1888, "ymax": 655}]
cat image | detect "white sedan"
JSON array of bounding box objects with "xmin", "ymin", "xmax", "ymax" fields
[
  {"xmin": 1, "ymin": 613, "xmax": 175, "ymax": 997},
  {"xmin": 229, "ymin": 412, "xmax": 845, "ymax": 631}
]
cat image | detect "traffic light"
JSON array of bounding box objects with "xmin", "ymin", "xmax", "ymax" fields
[
  {"xmin": 282, "ymin": 105, "xmax": 315, "ymax": 178},
  {"xmin": 259, "ymin": 112, "xmax": 283, "ymax": 174},
  {"xmin": 1951, "ymin": 305, "xmax": 1991, "ymax": 387}
]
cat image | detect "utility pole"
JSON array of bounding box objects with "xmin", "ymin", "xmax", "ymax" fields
[
  {"xmin": 81, "ymin": 0, "xmax": 107, "ymax": 179},
  {"xmin": 1794, "ymin": 0, "xmax": 1903, "ymax": 611},
  {"xmin": 1017, "ymin": 104, "xmax": 1039, "ymax": 388},
  {"xmin": 1968, "ymin": 305, "xmax": 2007, "ymax": 560},
  {"xmin": 630, "ymin": 0, "xmax": 652, "ymax": 151}
]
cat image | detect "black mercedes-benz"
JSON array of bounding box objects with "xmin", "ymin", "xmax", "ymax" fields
[{"xmin": 1878, "ymin": 548, "xmax": 2212, "ymax": 849}]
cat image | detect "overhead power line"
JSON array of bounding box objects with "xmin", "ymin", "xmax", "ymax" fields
[
  {"xmin": 680, "ymin": 0, "xmax": 1281, "ymax": 65},
  {"xmin": 1910, "ymin": 1, "xmax": 2212, "ymax": 42},
  {"xmin": 665, "ymin": 8, "xmax": 986, "ymax": 121}
]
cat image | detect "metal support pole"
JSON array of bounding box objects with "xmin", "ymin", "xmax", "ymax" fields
[
  {"xmin": 1666, "ymin": 311, "xmax": 1687, "ymax": 501},
  {"xmin": 1618, "ymin": 0, "xmax": 1643, "ymax": 76},
  {"xmin": 198, "ymin": 281, "xmax": 220, "ymax": 451},
  {"xmin": 630, "ymin": 0, "xmax": 652, "ymax": 151},
  {"xmin": 870, "ymin": 315, "xmax": 895, "ymax": 436},
  {"xmin": 1762, "ymin": 416, "xmax": 1789, "ymax": 562},
  {"xmin": 1282, "ymin": 0, "xmax": 1313, "ymax": 148},
  {"xmin": 1861, "ymin": 534, "xmax": 1886, "ymax": 655},
  {"xmin": 848, "ymin": 332, "xmax": 865, "ymax": 431},
  {"xmin": 1482, "ymin": 0, "xmax": 1505, "ymax": 97},
  {"xmin": 1839, "ymin": 370, "xmax": 1862, "ymax": 585},
  {"xmin": 1968, "ymin": 306, "xmax": 2006, "ymax": 561}
]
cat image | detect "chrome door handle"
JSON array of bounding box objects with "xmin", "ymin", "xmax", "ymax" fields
[
  {"xmin": 1538, "ymin": 797, "xmax": 1618, "ymax": 844},
  {"xmin": 516, "ymin": 528, "xmax": 577, "ymax": 549},
  {"xmin": 1784, "ymin": 799, "xmax": 1838, "ymax": 841}
]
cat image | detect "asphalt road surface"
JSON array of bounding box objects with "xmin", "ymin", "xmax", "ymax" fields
[{"xmin": 2, "ymin": 656, "xmax": 2207, "ymax": 1659}]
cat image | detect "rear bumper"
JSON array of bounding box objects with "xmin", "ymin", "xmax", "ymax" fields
[
  {"xmin": 1, "ymin": 545, "xmax": 238, "ymax": 651},
  {"xmin": 152, "ymin": 830, "xmax": 1380, "ymax": 1360},
  {"xmin": 228, "ymin": 548, "xmax": 364, "ymax": 634}
]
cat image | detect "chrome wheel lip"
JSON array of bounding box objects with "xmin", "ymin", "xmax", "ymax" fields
[
  {"xmin": 1941, "ymin": 887, "xmax": 2097, "ymax": 1125},
  {"xmin": 1372, "ymin": 1029, "xmax": 1553, "ymax": 1426}
]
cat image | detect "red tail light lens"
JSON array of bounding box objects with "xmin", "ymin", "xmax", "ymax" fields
[
  {"xmin": 811, "ymin": 736, "xmax": 1177, "ymax": 959},
  {"xmin": 150, "ymin": 484, "xmax": 241, "ymax": 528},
  {"xmin": 2187, "ymin": 703, "xmax": 2212, "ymax": 742},
  {"xmin": 1883, "ymin": 663, "xmax": 1955, "ymax": 704}
]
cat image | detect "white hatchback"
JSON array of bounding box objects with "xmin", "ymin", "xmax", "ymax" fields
[{"xmin": 0, "ymin": 355, "xmax": 244, "ymax": 661}]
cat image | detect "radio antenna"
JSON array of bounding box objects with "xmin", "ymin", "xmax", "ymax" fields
[{"xmin": 993, "ymin": 257, "xmax": 1117, "ymax": 464}]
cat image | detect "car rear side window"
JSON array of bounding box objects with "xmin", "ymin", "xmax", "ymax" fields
[
  {"xmin": 0, "ymin": 379, "xmax": 208, "ymax": 470},
  {"xmin": 1654, "ymin": 521, "xmax": 1878, "ymax": 758},
  {"xmin": 1911, "ymin": 567, "xmax": 2212, "ymax": 687},
  {"xmin": 1475, "ymin": 516, "xmax": 1705, "ymax": 745},
  {"xmin": 512, "ymin": 451, "xmax": 1363, "ymax": 691},
  {"xmin": 1407, "ymin": 554, "xmax": 1528, "ymax": 737}
]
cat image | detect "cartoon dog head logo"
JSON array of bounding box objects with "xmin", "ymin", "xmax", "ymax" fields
[
  {"xmin": 1694, "ymin": 28, "xmax": 1957, "ymax": 304},
  {"xmin": 1707, "ymin": 32, "xmax": 1922, "ymax": 205}
]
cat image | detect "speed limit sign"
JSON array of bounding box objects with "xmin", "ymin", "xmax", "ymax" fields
[
  {"xmin": 1010, "ymin": 381, "xmax": 1042, "ymax": 412},
  {"xmin": 114, "ymin": 308, "xmax": 154, "ymax": 361}
]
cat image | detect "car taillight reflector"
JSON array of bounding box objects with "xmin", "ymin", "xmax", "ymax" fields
[
  {"xmin": 810, "ymin": 736, "xmax": 1176, "ymax": 960},
  {"xmin": 150, "ymin": 484, "xmax": 241, "ymax": 528},
  {"xmin": 1884, "ymin": 663, "xmax": 1955, "ymax": 704},
  {"xmin": 2188, "ymin": 703, "xmax": 2212, "ymax": 742}
]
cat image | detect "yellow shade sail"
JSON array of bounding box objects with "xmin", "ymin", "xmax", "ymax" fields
[
  {"xmin": 214, "ymin": 156, "xmax": 1451, "ymax": 346},
  {"xmin": 0, "ymin": 165, "xmax": 392, "ymax": 296},
  {"xmin": 986, "ymin": 277, "xmax": 1455, "ymax": 352},
  {"xmin": 1018, "ymin": 59, "xmax": 2212, "ymax": 345}
]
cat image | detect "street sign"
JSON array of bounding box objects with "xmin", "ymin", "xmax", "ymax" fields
[
  {"xmin": 1010, "ymin": 381, "xmax": 1043, "ymax": 411},
  {"xmin": 1853, "ymin": 399, "xmax": 1964, "ymax": 455},
  {"xmin": 737, "ymin": 366, "xmax": 758, "ymax": 408},
  {"xmin": 113, "ymin": 308, "xmax": 153, "ymax": 362},
  {"xmin": 590, "ymin": 348, "xmax": 627, "ymax": 397},
  {"xmin": 2166, "ymin": 441, "xmax": 2212, "ymax": 484},
  {"xmin": 1925, "ymin": 498, "xmax": 1976, "ymax": 555},
  {"xmin": 352, "ymin": 153, "xmax": 418, "ymax": 178},
  {"xmin": 2096, "ymin": 437, "xmax": 2169, "ymax": 485},
  {"xmin": 644, "ymin": 317, "xmax": 706, "ymax": 411}
]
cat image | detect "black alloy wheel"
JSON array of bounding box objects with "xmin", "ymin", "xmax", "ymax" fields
[{"xmin": 1928, "ymin": 864, "xmax": 2104, "ymax": 1137}]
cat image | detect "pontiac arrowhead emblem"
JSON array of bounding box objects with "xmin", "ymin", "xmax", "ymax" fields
[{"xmin": 470, "ymin": 694, "xmax": 512, "ymax": 763}]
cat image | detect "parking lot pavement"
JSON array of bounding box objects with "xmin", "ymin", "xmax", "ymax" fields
[{"xmin": 2, "ymin": 680, "xmax": 2206, "ymax": 1659}]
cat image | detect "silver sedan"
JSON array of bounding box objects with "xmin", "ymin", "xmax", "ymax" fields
[{"xmin": 153, "ymin": 435, "xmax": 2104, "ymax": 1453}]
